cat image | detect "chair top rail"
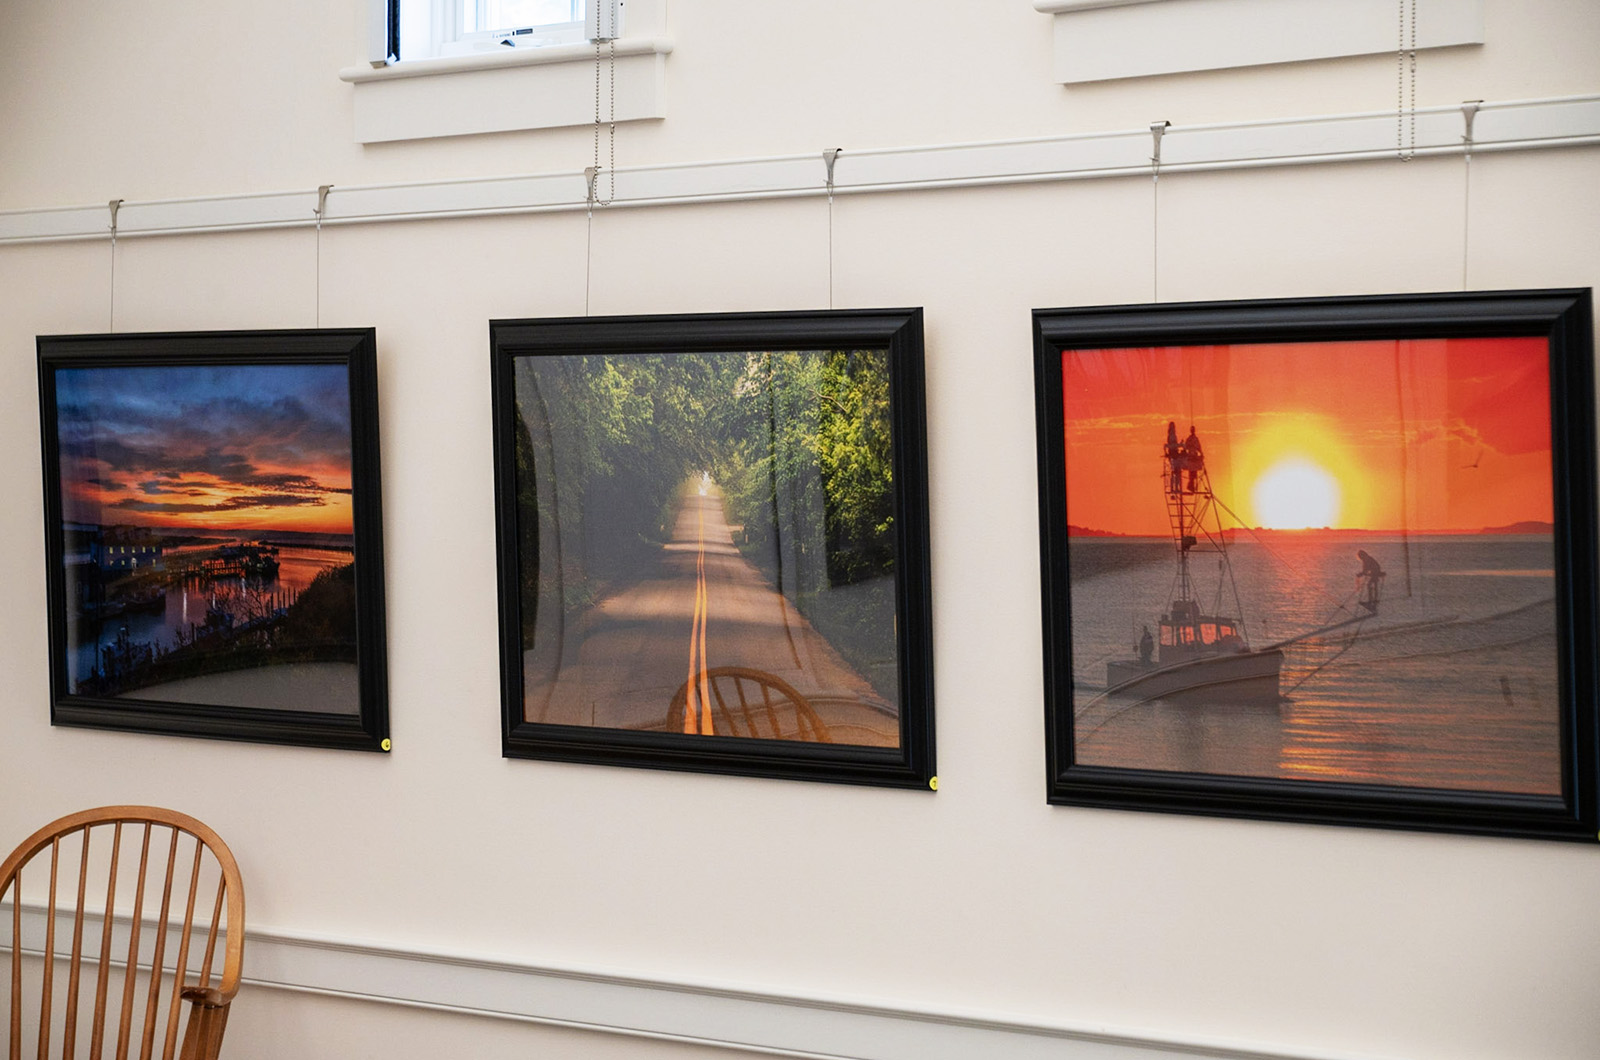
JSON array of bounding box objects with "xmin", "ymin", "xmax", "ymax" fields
[{"xmin": 0, "ymin": 807, "xmax": 246, "ymax": 1002}]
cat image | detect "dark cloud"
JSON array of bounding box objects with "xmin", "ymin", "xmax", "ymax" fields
[
  {"xmin": 55, "ymin": 366, "xmax": 353, "ymax": 482},
  {"xmin": 54, "ymin": 365, "xmax": 356, "ymax": 528},
  {"xmin": 110, "ymin": 494, "xmax": 328, "ymax": 515}
]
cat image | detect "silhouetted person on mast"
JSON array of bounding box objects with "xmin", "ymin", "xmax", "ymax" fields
[
  {"xmin": 1164, "ymin": 421, "xmax": 1182, "ymax": 494},
  {"xmin": 1183, "ymin": 425, "xmax": 1203, "ymax": 491}
]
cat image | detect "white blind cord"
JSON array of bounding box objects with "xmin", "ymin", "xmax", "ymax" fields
[
  {"xmin": 1398, "ymin": 0, "xmax": 1417, "ymax": 161},
  {"xmin": 585, "ymin": 31, "xmax": 616, "ymax": 316}
]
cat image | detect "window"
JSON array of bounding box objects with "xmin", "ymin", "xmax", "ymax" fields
[{"xmin": 397, "ymin": 0, "xmax": 603, "ymax": 62}]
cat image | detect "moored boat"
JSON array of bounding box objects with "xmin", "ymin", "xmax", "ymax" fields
[{"xmin": 1105, "ymin": 423, "xmax": 1283, "ymax": 704}]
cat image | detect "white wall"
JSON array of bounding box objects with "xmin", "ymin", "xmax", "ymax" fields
[{"xmin": 2, "ymin": 3, "xmax": 1598, "ymax": 1059}]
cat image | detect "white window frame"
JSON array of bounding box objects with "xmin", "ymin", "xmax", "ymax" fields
[{"xmin": 403, "ymin": 0, "xmax": 590, "ymax": 62}]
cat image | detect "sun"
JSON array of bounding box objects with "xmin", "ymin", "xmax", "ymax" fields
[{"xmin": 1252, "ymin": 458, "xmax": 1341, "ymax": 529}]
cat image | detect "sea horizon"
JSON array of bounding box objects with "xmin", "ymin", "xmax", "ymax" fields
[
  {"xmin": 65, "ymin": 521, "xmax": 354, "ymax": 547},
  {"xmin": 1067, "ymin": 522, "xmax": 1554, "ymax": 540}
]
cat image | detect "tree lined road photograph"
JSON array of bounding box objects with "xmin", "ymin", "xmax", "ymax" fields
[{"xmin": 508, "ymin": 345, "xmax": 906, "ymax": 749}]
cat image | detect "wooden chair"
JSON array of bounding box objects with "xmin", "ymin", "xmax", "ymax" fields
[
  {"xmin": 666, "ymin": 666, "xmax": 833, "ymax": 742},
  {"xmin": 1, "ymin": 807, "xmax": 245, "ymax": 1060}
]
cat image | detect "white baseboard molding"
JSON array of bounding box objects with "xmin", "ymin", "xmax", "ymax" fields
[
  {"xmin": 0, "ymin": 94, "xmax": 1594, "ymax": 246},
  {"xmin": 3, "ymin": 902, "xmax": 1392, "ymax": 1060}
]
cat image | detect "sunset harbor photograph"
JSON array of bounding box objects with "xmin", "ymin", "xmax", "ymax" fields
[{"xmin": 39, "ymin": 330, "xmax": 389, "ymax": 748}]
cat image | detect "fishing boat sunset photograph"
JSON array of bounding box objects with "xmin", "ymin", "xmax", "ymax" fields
[
  {"xmin": 1059, "ymin": 333, "xmax": 1562, "ymax": 795},
  {"xmin": 491, "ymin": 311, "xmax": 935, "ymax": 788},
  {"xmin": 42, "ymin": 351, "xmax": 373, "ymax": 722}
]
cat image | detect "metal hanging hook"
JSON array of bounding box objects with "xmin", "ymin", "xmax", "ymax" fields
[
  {"xmin": 108, "ymin": 198, "xmax": 123, "ymax": 236},
  {"xmin": 1460, "ymin": 101, "xmax": 1482, "ymax": 149},
  {"xmin": 315, "ymin": 184, "xmax": 333, "ymax": 220},
  {"xmin": 1149, "ymin": 121, "xmax": 1170, "ymax": 168},
  {"xmin": 822, "ymin": 148, "xmax": 842, "ymax": 196}
]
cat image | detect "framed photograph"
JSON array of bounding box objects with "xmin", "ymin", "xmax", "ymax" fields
[
  {"xmin": 1035, "ymin": 290, "xmax": 1598, "ymax": 840},
  {"xmin": 37, "ymin": 329, "xmax": 389, "ymax": 751},
  {"xmin": 491, "ymin": 309, "xmax": 935, "ymax": 788}
]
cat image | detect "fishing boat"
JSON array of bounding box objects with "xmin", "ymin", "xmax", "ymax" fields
[{"xmin": 1104, "ymin": 423, "xmax": 1283, "ymax": 704}]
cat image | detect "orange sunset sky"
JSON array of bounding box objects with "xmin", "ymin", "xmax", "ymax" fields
[
  {"xmin": 55, "ymin": 363, "xmax": 355, "ymax": 537},
  {"xmin": 1063, "ymin": 336, "xmax": 1554, "ymax": 537}
]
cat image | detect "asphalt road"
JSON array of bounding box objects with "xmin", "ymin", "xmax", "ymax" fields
[{"xmin": 523, "ymin": 483, "xmax": 898, "ymax": 746}]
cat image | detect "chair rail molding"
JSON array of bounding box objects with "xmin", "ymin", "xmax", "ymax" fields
[
  {"xmin": 3, "ymin": 901, "xmax": 1397, "ymax": 1060},
  {"xmin": 1034, "ymin": 0, "xmax": 1484, "ymax": 84},
  {"xmin": 0, "ymin": 94, "xmax": 1595, "ymax": 246}
]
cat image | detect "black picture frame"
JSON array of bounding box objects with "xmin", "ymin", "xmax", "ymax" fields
[
  {"xmin": 491, "ymin": 309, "xmax": 935, "ymax": 788},
  {"xmin": 1035, "ymin": 289, "xmax": 1598, "ymax": 840},
  {"xmin": 37, "ymin": 329, "xmax": 390, "ymax": 752}
]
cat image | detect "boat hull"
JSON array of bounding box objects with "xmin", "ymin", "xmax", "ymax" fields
[{"xmin": 1105, "ymin": 648, "xmax": 1283, "ymax": 704}]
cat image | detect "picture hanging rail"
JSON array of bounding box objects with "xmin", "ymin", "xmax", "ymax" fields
[
  {"xmin": 1034, "ymin": 289, "xmax": 1599, "ymax": 840},
  {"xmin": 490, "ymin": 309, "xmax": 935, "ymax": 788},
  {"xmin": 2, "ymin": 96, "xmax": 1594, "ymax": 245},
  {"xmin": 37, "ymin": 329, "xmax": 390, "ymax": 751}
]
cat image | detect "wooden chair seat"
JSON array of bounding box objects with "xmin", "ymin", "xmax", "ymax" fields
[{"xmin": 1, "ymin": 807, "xmax": 244, "ymax": 1060}]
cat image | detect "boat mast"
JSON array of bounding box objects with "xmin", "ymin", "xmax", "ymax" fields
[
  {"xmin": 1163, "ymin": 423, "xmax": 1207, "ymax": 607},
  {"xmin": 1162, "ymin": 423, "xmax": 1248, "ymax": 639}
]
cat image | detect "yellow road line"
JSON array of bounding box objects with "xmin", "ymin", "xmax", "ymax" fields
[{"xmin": 684, "ymin": 498, "xmax": 713, "ymax": 734}]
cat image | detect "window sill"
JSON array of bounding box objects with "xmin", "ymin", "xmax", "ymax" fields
[
  {"xmin": 1034, "ymin": 0, "xmax": 1483, "ymax": 84},
  {"xmin": 338, "ymin": 37, "xmax": 672, "ymax": 143}
]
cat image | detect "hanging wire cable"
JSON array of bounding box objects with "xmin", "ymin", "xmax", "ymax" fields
[
  {"xmin": 584, "ymin": 167, "xmax": 598, "ymax": 316},
  {"xmin": 314, "ymin": 185, "xmax": 331, "ymax": 328},
  {"xmin": 823, "ymin": 149, "xmax": 841, "ymax": 310},
  {"xmin": 1461, "ymin": 144, "xmax": 1472, "ymax": 288},
  {"xmin": 1149, "ymin": 122, "xmax": 1168, "ymax": 302},
  {"xmin": 107, "ymin": 199, "xmax": 122, "ymax": 332},
  {"xmin": 1460, "ymin": 102, "xmax": 1481, "ymax": 290},
  {"xmin": 1151, "ymin": 170, "xmax": 1160, "ymax": 301},
  {"xmin": 828, "ymin": 180, "xmax": 835, "ymax": 310}
]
